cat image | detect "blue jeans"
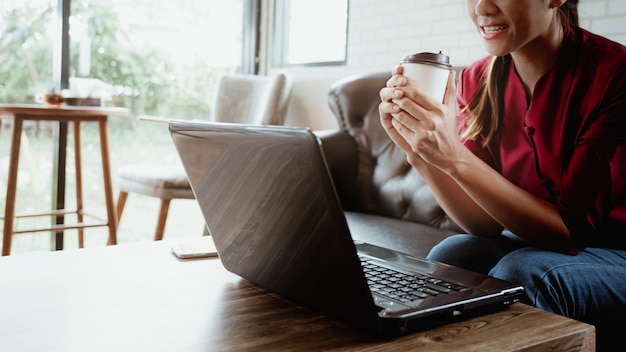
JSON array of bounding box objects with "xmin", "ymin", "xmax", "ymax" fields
[{"xmin": 426, "ymin": 232, "xmax": 626, "ymax": 351}]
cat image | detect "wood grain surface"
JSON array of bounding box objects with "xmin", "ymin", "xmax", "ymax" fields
[{"xmin": 0, "ymin": 240, "xmax": 594, "ymax": 351}]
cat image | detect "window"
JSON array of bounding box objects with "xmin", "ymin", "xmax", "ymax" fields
[
  {"xmin": 0, "ymin": 0, "xmax": 258, "ymax": 251},
  {"xmin": 69, "ymin": 0, "xmax": 254, "ymax": 119},
  {"xmin": 1, "ymin": 0, "xmax": 257, "ymax": 119},
  {"xmin": 0, "ymin": 0, "xmax": 56, "ymax": 104},
  {"xmin": 273, "ymin": 0, "xmax": 348, "ymax": 67}
]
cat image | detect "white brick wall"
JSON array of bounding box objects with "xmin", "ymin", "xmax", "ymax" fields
[
  {"xmin": 278, "ymin": 0, "xmax": 626, "ymax": 79},
  {"xmin": 279, "ymin": 0, "xmax": 626, "ymax": 129},
  {"xmin": 348, "ymin": 0, "xmax": 626, "ymax": 70}
]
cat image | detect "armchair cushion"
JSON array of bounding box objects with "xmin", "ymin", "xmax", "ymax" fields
[{"xmin": 117, "ymin": 164, "xmax": 195, "ymax": 200}]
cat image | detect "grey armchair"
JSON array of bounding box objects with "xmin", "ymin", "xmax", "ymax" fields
[{"xmin": 115, "ymin": 73, "xmax": 292, "ymax": 241}]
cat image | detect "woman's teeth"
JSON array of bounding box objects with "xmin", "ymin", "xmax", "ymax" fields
[{"xmin": 484, "ymin": 25, "xmax": 508, "ymax": 33}]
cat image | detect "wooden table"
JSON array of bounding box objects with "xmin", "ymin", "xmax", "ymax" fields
[
  {"xmin": 0, "ymin": 239, "xmax": 595, "ymax": 351},
  {"xmin": 0, "ymin": 104, "xmax": 130, "ymax": 255}
]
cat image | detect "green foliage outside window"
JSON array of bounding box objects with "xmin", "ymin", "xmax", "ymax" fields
[{"xmin": 0, "ymin": 2, "xmax": 236, "ymax": 121}]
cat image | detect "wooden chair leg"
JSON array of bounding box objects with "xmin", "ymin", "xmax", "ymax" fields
[
  {"xmin": 2, "ymin": 117, "xmax": 24, "ymax": 256},
  {"xmin": 98, "ymin": 117, "xmax": 117, "ymax": 246},
  {"xmin": 116, "ymin": 191, "xmax": 129, "ymax": 221},
  {"xmin": 113, "ymin": 191, "xmax": 130, "ymax": 245},
  {"xmin": 73, "ymin": 122, "xmax": 85, "ymax": 248},
  {"xmin": 154, "ymin": 199, "xmax": 171, "ymax": 241}
]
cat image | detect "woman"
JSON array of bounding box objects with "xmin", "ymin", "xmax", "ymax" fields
[{"xmin": 379, "ymin": 0, "xmax": 626, "ymax": 349}]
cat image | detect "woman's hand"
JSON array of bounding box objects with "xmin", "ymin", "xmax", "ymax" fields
[
  {"xmin": 379, "ymin": 67, "xmax": 465, "ymax": 175},
  {"xmin": 379, "ymin": 66, "xmax": 418, "ymax": 162},
  {"xmin": 379, "ymin": 67, "xmax": 504, "ymax": 237}
]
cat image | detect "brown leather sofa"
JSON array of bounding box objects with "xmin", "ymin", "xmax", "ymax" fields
[{"xmin": 319, "ymin": 71, "xmax": 464, "ymax": 258}]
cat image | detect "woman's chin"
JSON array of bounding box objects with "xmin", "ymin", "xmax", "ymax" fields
[{"xmin": 483, "ymin": 44, "xmax": 512, "ymax": 57}]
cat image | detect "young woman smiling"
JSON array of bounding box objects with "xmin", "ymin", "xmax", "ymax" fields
[{"xmin": 379, "ymin": 0, "xmax": 626, "ymax": 349}]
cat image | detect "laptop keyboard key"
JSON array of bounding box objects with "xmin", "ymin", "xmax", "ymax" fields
[
  {"xmin": 425, "ymin": 283, "xmax": 453, "ymax": 293},
  {"xmin": 359, "ymin": 256, "xmax": 469, "ymax": 303}
]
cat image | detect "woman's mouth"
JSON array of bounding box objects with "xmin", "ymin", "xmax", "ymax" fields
[{"xmin": 481, "ymin": 25, "xmax": 509, "ymax": 39}]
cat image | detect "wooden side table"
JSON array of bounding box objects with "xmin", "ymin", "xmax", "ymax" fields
[{"xmin": 0, "ymin": 104, "xmax": 130, "ymax": 255}]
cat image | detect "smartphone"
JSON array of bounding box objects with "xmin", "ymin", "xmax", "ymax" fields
[{"xmin": 170, "ymin": 238, "xmax": 218, "ymax": 259}]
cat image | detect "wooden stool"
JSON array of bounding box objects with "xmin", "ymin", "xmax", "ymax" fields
[{"xmin": 0, "ymin": 104, "xmax": 129, "ymax": 256}]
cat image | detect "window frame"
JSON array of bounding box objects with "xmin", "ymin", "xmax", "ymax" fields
[
  {"xmin": 271, "ymin": 0, "xmax": 349, "ymax": 68},
  {"xmin": 53, "ymin": 0, "xmax": 260, "ymax": 90}
]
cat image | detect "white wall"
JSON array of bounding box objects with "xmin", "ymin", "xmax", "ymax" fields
[{"xmin": 276, "ymin": 0, "xmax": 626, "ymax": 130}]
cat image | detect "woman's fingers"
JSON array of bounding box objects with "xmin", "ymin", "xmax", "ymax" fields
[
  {"xmin": 380, "ymin": 109, "xmax": 413, "ymax": 153},
  {"xmin": 391, "ymin": 95, "xmax": 440, "ymax": 130},
  {"xmin": 392, "ymin": 65, "xmax": 404, "ymax": 76},
  {"xmin": 380, "ymin": 87, "xmax": 404, "ymax": 104},
  {"xmin": 385, "ymin": 73, "xmax": 408, "ymax": 89}
]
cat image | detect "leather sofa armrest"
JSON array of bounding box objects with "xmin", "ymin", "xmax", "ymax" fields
[{"xmin": 314, "ymin": 130, "xmax": 359, "ymax": 209}]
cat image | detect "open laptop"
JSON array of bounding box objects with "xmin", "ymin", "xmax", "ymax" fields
[{"xmin": 169, "ymin": 121, "xmax": 525, "ymax": 337}]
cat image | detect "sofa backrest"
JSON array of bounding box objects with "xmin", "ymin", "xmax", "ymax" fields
[{"xmin": 327, "ymin": 71, "xmax": 462, "ymax": 231}]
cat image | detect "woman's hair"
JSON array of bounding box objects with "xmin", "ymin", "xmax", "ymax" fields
[
  {"xmin": 560, "ymin": 0, "xmax": 580, "ymax": 27},
  {"xmin": 460, "ymin": 0, "xmax": 580, "ymax": 147}
]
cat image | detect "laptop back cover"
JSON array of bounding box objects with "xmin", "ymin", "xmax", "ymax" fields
[
  {"xmin": 170, "ymin": 121, "xmax": 525, "ymax": 336},
  {"xmin": 169, "ymin": 121, "xmax": 383, "ymax": 334}
]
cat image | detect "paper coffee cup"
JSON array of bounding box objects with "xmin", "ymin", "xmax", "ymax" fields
[{"xmin": 400, "ymin": 51, "xmax": 452, "ymax": 103}]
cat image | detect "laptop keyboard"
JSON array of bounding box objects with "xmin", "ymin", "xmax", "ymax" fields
[{"xmin": 360, "ymin": 256, "xmax": 469, "ymax": 304}]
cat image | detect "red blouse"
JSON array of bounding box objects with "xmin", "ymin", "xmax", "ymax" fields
[{"xmin": 457, "ymin": 25, "xmax": 626, "ymax": 250}]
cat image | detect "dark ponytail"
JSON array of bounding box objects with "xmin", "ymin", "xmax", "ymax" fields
[
  {"xmin": 460, "ymin": 55, "xmax": 510, "ymax": 146},
  {"xmin": 559, "ymin": 0, "xmax": 580, "ymax": 28}
]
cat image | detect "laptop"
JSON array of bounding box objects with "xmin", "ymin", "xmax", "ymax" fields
[{"xmin": 169, "ymin": 121, "xmax": 525, "ymax": 337}]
